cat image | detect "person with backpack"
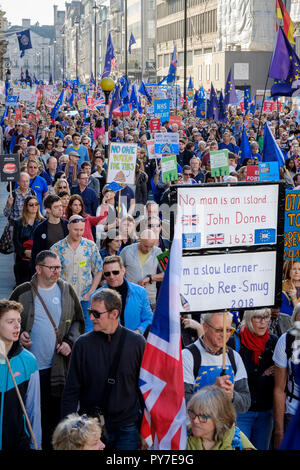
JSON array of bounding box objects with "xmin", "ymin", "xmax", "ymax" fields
[
  {"xmin": 228, "ymin": 309, "xmax": 278, "ymax": 450},
  {"xmin": 273, "ymin": 304, "xmax": 300, "ymax": 449},
  {"xmin": 182, "ymin": 311, "xmax": 251, "ymax": 414}
]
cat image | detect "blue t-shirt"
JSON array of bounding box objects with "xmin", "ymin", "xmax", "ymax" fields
[
  {"xmin": 30, "ymin": 284, "xmax": 62, "ymax": 370},
  {"xmin": 65, "ymin": 145, "xmax": 89, "ymax": 166}
]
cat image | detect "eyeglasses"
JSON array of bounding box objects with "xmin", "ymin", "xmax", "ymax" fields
[
  {"xmin": 103, "ymin": 270, "xmax": 120, "ymax": 277},
  {"xmin": 28, "ymin": 166, "xmax": 38, "ymax": 169},
  {"xmin": 87, "ymin": 308, "xmax": 111, "ymax": 318},
  {"xmin": 252, "ymin": 315, "xmax": 271, "ymax": 323},
  {"xmin": 148, "ymin": 224, "xmax": 160, "ymax": 228},
  {"xmin": 183, "ymin": 173, "xmax": 192, "ymax": 176},
  {"xmin": 28, "ymin": 202, "xmax": 39, "ymax": 207},
  {"xmin": 187, "ymin": 410, "xmax": 211, "ymax": 423},
  {"xmin": 38, "ymin": 265, "xmax": 61, "ymax": 272},
  {"xmin": 205, "ymin": 322, "xmax": 235, "ymax": 335},
  {"xmin": 58, "ymin": 185, "xmax": 68, "ymax": 189}
]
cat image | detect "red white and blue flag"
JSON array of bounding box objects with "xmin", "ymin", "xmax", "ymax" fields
[
  {"xmin": 206, "ymin": 233, "xmax": 225, "ymax": 245},
  {"xmin": 139, "ymin": 218, "xmax": 187, "ymax": 450},
  {"xmin": 181, "ymin": 215, "xmax": 199, "ymax": 226}
]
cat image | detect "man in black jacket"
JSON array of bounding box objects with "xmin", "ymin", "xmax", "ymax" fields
[
  {"xmin": 31, "ymin": 194, "xmax": 68, "ymax": 268},
  {"xmin": 61, "ymin": 288, "xmax": 145, "ymax": 450}
]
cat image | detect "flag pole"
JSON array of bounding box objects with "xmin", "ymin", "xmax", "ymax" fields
[
  {"xmin": 0, "ymin": 340, "xmax": 38, "ymax": 450},
  {"xmin": 220, "ymin": 311, "xmax": 227, "ymax": 376}
]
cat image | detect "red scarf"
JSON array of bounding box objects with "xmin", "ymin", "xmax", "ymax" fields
[{"xmin": 240, "ymin": 326, "xmax": 269, "ymax": 365}]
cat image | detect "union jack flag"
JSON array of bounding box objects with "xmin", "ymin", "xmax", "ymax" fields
[
  {"xmin": 181, "ymin": 214, "xmax": 199, "ymax": 226},
  {"xmin": 206, "ymin": 233, "xmax": 225, "ymax": 245},
  {"xmin": 139, "ymin": 219, "xmax": 187, "ymax": 450}
]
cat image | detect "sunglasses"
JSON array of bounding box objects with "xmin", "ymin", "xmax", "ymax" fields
[
  {"xmin": 28, "ymin": 202, "xmax": 39, "ymax": 207},
  {"xmin": 87, "ymin": 308, "xmax": 111, "ymax": 318},
  {"xmin": 69, "ymin": 218, "xmax": 85, "ymax": 223},
  {"xmin": 103, "ymin": 270, "xmax": 120, "ymax": 277}
]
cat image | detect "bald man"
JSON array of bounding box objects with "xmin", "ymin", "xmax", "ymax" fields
[{"xmin": 120, "ymin": 229, "xmax": 164, "ymax": 309}]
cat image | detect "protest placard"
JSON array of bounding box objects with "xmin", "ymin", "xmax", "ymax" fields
[
  {"xmin": 149, "ymin": 118, "xmax": 160, "ymax": 133},
  {"xmin": 246, "ymin": 166, "xmax": 259, "ymax": 182},
  {"xmin": 178, "ymin": 184, "xmax": 281, "ymax": 250},
  {"xmin": 107, "ymin": 142, "xmax": 137, "ymax": 185},
  {"xmin": 146, "ymin": 140, "xmax": 157, "ymax": 159},
  {"xmin": 161, "ymin": 155, "xmax": 178, "ymax": 183},
  {"xmin": 169, "ymin": 115, "xmax": 182, "ymax": 127},
  {"xmin": 284, "ymin": 189, "xmax": 300, "ymax": 261},
  {"xmin": 258, "ymin": 162, "xmax": 280, "ymax": 181},
  {"xmin": 154, "ymin": 99, "xmax": 170, "ymax": 123},
  {"xmin": 0, "ymin": 154, "xmax": 20, "ymax": 182},
  {"xmin": 180, "ymin": 251, "xmax": 278, "ymax": 312},
  {"xmin": 210, "ymin": 149, "xmax": 229, "ymax": 177},
  {"xmin": 154, "ymin": 132, "xmax": 179, "ymax": 154}
]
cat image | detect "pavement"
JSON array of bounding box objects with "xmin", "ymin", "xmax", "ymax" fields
[{"xmin": 0, "ymin": 182, "xmax": 16, "ymax": 299}]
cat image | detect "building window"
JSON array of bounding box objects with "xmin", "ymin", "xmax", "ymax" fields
[
  {"xmin": 215, "ymin": 63, "xmax": 219, "ymax": 81},
  {"xmin": 198, "ymin": 65, "xmax": 202, "ymax": 81},
  {"xmin": 164, "ymin": 54, "xmax": 170, "ymax": 67},
  {"xmin": 187, "ymin": 51, "xmax": 193, "ymax": 66},
  {"xmin": 206, "ymin": 64, "xmax": 210, "ymax": 81}
]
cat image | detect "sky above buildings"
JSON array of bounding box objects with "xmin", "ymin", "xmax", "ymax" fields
[{"xmin": 0, "ymin": 0, "xmax": 67, "ymax": 26}]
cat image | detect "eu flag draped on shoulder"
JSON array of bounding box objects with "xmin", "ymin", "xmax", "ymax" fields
[
  {"xmin": 224, "ymin": 69, "xmax": 238, "ymax": 106},
  {"xmin": 269, "ymin": 27, "xmax": 300, "ymax": 98},
  {"xmin": 166, "ymin": 45, "xmax": 177, "ymax": 85},
  {"xmin": 50, "ymin": 88, "xmax": 65, "ymax": 120},
  {"xmin": 139, "ymin": 217, "xmax": 187, "ymax": 450},
  {"xmin": 262, "ymin": 122, "xmax": 285, "ymax": 167},
  {"xmin": 102, "ymin": 32, "xmax": 115, "ymax": 79}
]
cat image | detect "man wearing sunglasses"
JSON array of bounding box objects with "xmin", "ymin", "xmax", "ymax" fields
[
  {"xmin": 93, "ymin": 255, "xmax": 153, "ymax": 335},
  {"xmin": 182, "ymin": 312, "xmax": 250, "ymax": 415},
  {"xmin": 62, "ymin": 288, "xmax": 145, "ymax": 450},
  {"xmin": 10, "ymin": 250, "xmax": 85, "ymax": 449}
]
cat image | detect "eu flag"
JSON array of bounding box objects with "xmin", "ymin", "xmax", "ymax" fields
[
  {"xmin": 50, "ymin": 89, "xmax": 65, "ymax": 120},
  {"xmin": 193, "ymin": 90, "xmax": 198, "ymax": 108},
  {"xmin": 128, "ymin": 32, "xmax": 136, "ymax": 54},
  {"xmin": 196, "ymin": 97, "xmax": 206, "ymax": 118},
  {"xmin": 166, "ymin": 45, "xmax": 177, "ymax": 85},
  {"xmin": 218, "ymin": 91, "xmax": 226, "ymax": 122},
  {"xmin": 262, "ymin": 122, "xmax": 285, "ymax": 167},
  {"xmin": 244, "ymin": 86, "xmax": 251, "ymax": 115},
  {"xmin": 238, "ymin": 125, "xmax": 252, "ymax": 165},
  {"xmin": 138, "ymin": 81, "xmax": 152, "ymax": 104},
  {"xmin": 269, "ymin": 27, "xmax": 300, "ymax": 97},
  {"xmin": 16, "ymin": 29, "xmax": 32, "ymax": 58},
  {"xmin": 129, "ymin": 84, "xmax": 139, "ymax": 109},
  {"xmin": 224, "ymin": 69, "xmax": 238, "ymax": 106},
  {"xmin": 102, "ymin": 32, "xmax": 115, "ymax": 78},
  {"xmin": 206, "ymin": 83, "xmax": 219, "ymax": 121}
]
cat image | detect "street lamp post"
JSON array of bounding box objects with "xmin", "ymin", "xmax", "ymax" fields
[
  {"xmin": 53, "ymin": 39, "xmax": 56, "ymax": 82},
  {"xmin": 125, "ymin": 0, "xmax": 127, "ymax": 77},
  {"xmin": 42, "ymin": 47, "xmax": 44, "ymax": 81},
  {"xmin": 74, "ymin": 19, "xmax": 79, "ymax": 80},
  {"xmin": 183, "ymin": 0, "xmax": 187, "ymax": 108},
  {"xmin": 48, "ymin": 45, "xmax": 51, "ymax": 82},
  {"xmin": 93, "ymin": 2, "xmax": 98, "ymax": 87},
  {"xmin": 100, "ymin": 76, "xmax": 115, "ymax": 161},
  {"xmin": 62, "ymin": 32, "xmax": 65, "ymax": 81}
]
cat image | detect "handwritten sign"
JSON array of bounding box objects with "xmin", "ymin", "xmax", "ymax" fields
[
  {"xmin": 149, "ymin": 118, "xmax": 160, "ymax": 133},
  {"xmin": 284, "ymin": 190, "xmax": 300, "ymax": 261},
  {"xmin": 161, "ymin": 155, "xmax": 178, "ymax": 183},
  {"xmin": 178, "ymin": 184, "xmax": 280, "ymax": 250},
  {"xmin": 210, "ymin": 149, "xmax": 229, "ymax": 177},
  {"xmin": 154, "ymin": 132, "xmax": 179, "ymax": 155},
  {"xmin": 180, "ymin": 251, "xmax": 277, "ymax": 312},
  {"xmin": 107, "ymin": 143, "xmax": 137, "ymax": 185}
]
